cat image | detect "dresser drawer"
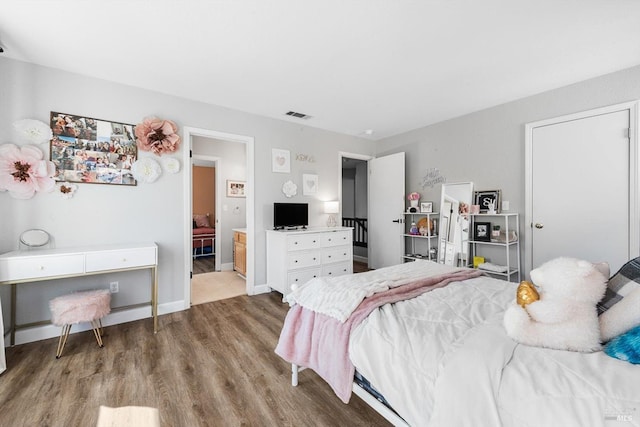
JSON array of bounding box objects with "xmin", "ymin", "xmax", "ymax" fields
[
  {"xmin": 321, "ymin": 230, "xmax": 351, "ymax": 247},
  {"xmin": 0, "ymin": 254, "xmax": 85, "ymax": 282},
  {"xmin": 287, "ymin": 251, "xmax": 321, "ymax": 270},
  {"xmin": 86, "ymin": 247, "xmax": 156, "ymax": 272},
  {"xmin": 287, "ymin": 234, "xmax": 322, "ymax": 251},
  {"xmin": 322, "ymin": 246, "xmax": 352, "ymax": 264},
  {"xmin": 287, "ymin": 268, "xmax": 321, "ymax": 288},
  {"xmin": 321, "ymin": 261, "xmax": 352, "ymax": 278}
]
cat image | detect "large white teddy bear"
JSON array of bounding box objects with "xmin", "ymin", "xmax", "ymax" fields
[{"xmin": 503, "ymin": 257, "xmax": 608, "ymax": 352}]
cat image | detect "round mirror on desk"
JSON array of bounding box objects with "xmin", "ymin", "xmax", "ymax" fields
[{"xmin": 19, "ymin": 229, "xmax": 51, "ymax": 249}]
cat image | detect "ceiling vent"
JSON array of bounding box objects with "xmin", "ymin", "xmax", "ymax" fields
[{"xmin": 285, "ymin": 111, "xmax": 312, "ymax": 120}]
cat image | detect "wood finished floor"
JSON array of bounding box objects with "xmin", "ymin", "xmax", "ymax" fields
[{"xmin": 0, "ymin": 292, "xmax": 390, "ymax": 427}]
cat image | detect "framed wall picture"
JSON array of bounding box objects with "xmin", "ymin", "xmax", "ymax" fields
[
  {"xmin": 473, "ymin": 221, "xmax": 491, "ymax": 242},
  {"xmin": 272, "ymin": 148, "xmax": 291, "ymax": 173},
  {"xmin": 302, "ymin": 173, "xmax": 318, "ymax": 195},
  {"xmin": 49, "ymin": 111, "xmax": 137, "ymax": 185},
  {"xmin": 474, "ymin": 190, "xmax": 502, "ymax": 213},
  {"xmin": 227, "ymin": 180, "xmax": 246, "ymax": 197},
  {"xmin": 420, "ymin": 201, "xmax": 433, "ymax": 213}
]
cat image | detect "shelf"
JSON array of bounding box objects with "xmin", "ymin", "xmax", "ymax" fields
[
  {"xmin": 469, "ymin": 240, "xmax": 518, "ymax": 246},
  {"xmin": 403, "ymin": 254, "xmax": 435, "ymax": 261},
  {"xmin": 403, "ymin": 233, "xmax": 436, "ymax": 239},
  {"xmin": 404, "ymin": 212, "xmax": 439, "ymax": 215}
]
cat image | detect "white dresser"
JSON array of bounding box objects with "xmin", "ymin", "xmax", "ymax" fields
[{"xmin": 266, "ymin": 227, "xmax": 353, "ymax": 297}]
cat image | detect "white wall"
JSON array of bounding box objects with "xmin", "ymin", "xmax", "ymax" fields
[
  {"xmin": 0, "ymin": 57, "xmax": 375, "ymax": 341},
  {"xmin": 375, "ymin": 64, "xmax": 640, "ymax": 274}
]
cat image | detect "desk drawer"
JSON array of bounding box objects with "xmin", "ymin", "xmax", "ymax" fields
[
  {"xmin": 287, "ymin": 251, "xmax": 321, "ymax": 270},
  {"xmin": 86, "ymin": 247, "xmax": 156, "ymax": 272},
  {"xmin": 0, "ymin": 254, "xmax": 84, "ymax": 282},
  {"xmin": 321, "ymin": 230, "xmax": 351, "ymax": 247}
]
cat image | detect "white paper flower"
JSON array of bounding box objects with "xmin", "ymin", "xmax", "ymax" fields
[
  {"xmin": 282, "ymin": 180, "xmax": 297, "ymax": 198},
  {"xmin": 13, "ymin": 119, "xmax": 53, "ymax": 145},
  {"xmin": 163, "ymin": 157, "xmax": 180, "ymax": 174},
  {"xmin": 131, "ymin": 157, "xmax": 161, "ymax": 183},
  {"xmin": 56, "ymin": 182, "xmax": 78, "ymax": 199}
]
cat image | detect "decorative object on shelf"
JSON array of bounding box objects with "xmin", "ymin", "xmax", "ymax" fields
[
  {"xmin": 459, "ymin": 202, "xmax": 469, "ymax": 216},
  {"xmin": 407, "ymin": 206, "xmax": 418, "ymax": 213},
  {"xmin": 50, "ymin": 111, "xmax": 137, "ymax": 186},
  {"xmin": 227, "ymin": 180, "xmax": 246, "ymax": 197},
  {"xmin": 409, "ymin": 222, "xmax": 419, "ymax": 235},
  {"xmin": 302, "ymin": 174, "xmax": 318, "ymax": 196},
  {"xmin": 272, "ymin": 148, "xmax": 291, "ymax": 173},
  {"xmin": 0, "ymin": 144, "xmax": 56, "ymax": 199},
  {"xmin": 491, "ymin": 225, "xmax": 501, "ymax": 241},
  {"xmin": 417, "ymin": 217, "xmax": 432, "ymax": 236},
  {"xmin": 134, "ymin": 116, "xmax": 181, "ymax": 155},
  {"xmin": 474, "ymin": 190, "xmax": 502, "ymax": 214},
  {"xmin": 13, "ymin": 119, "xmax": 52, "ymax": 145},
  {"xmin": 473, "ymin": 256, "xmax": 485, "ymax": 268},
  {"xmin": 420, "ymin": 201, "xmax": 433, "ymax": 213},
  {"xmin": 282, "ymin": 180, "xmax": 297, "ymax": 198},
  {"xmin": 131, "ymin": 157, "xmax": 161, "ymax": 183},
  {"xmin": 324, "ymin": 200, "xmax": 339, "ymax": 227},
  {"xmin": 419, "ymin": 167, "xmax": 445, "ymax": 188},
  {"xmin": 470, "ymin": 204, "xmax": 480, "ymax": 214},
  {"xmin": 162, "ymin": 157, "xmax": 180, "ymax": 174},
  {"xmin": 473, "ymin": 221, "xmax": 491, "ymax": 242},
  {"xmin": 56, "ymin": 182, "xmax": 78, "ymax": 199},
  {"xmin": 408, "ymin": 191, "xmax": 420, "ymax": 207}
]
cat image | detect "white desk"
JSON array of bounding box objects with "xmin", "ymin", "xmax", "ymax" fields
[{"xmin": 0, "ymin": 242, "xmax": 158, "ymax": 346}]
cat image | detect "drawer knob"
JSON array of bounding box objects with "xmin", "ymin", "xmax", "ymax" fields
[
  {"xmin": 328, "ymin": 255, "xmax": 332, "ymax": 258},
  {"xmin": 38, "ymin": 266, "xmax": 44, "ymax": 270},
  {"xmin": 294, "ymin": 242, "xmax": 298, "ymax": 245},
  {"xmin": 295, "ymin": 279, "xmax": 298, "ymax": 282},
  {"xmin": 313, "ymin": 240, "xmax": 316, "ymax": 243},
  {"xmin": 328, "ymin": 238, "xmax": 332, "ymax": 241},
  {"xmin": 313, "ymin": 275, "xmax": 317, "ymax": 278},
  {"xmin": 328, "ymin": 272, "xmax": 332, "ymax": 275},
  {"xmin": 313, "ymin": 257, "xmax": 316, "ymax": 260},
  {"xmin": 294, "ymin": 260, "xmax": 298, "ymax": 263},
  {"xmin": 122, "ymin": 258, "xmax": 127, "ymax": 262}
]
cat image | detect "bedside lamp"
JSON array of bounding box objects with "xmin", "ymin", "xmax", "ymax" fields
[{"xmin": 324, "ymin": 201, "xmax": 340, "ymax": 227}]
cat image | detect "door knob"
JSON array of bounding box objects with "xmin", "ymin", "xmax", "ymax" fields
[
  {"xmin": 534, "ymin": 223, "xmax": 544, "ymax": 229},
  {"xmin": 392, "ymin": 219, "xmax": 402, "ymax": 223}
]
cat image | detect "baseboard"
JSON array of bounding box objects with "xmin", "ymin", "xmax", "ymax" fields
[
  {"xmin": 250, "ymin": 283, "xmax": 272, "ymax": 296},
  {"xmin": 353, "ymin": 255, "xmax": 368, "ymax": 264},
  {"xmin": 10, "ymin": 300, "xmax": 186, "ymax": 347},
  {"xmin": 221, "ymin": 262, "xmax": 234, "ymax": 271}
]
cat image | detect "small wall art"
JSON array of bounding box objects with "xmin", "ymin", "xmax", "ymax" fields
[
  {"xmin": 474, "ymin": 190, "xmax": 502, "ymax": 214},
  {"xmin": 227, "ymin": 180, "xmax": 246, "ymax": 198},
  {"xmin": 272, "ymin": 148, "xmax": 291, "ymax": 173},
  {"xmin": 420, "ymin": 201, "xmax": 433, "ymax": 213},
  {"xmin": 302, "ymin": 174, "xmax": 318, "ymax": 195}
]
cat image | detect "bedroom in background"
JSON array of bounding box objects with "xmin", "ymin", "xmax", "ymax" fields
[
  {"xmin": 341, "ymin": 156, "xmax": 370, "ymax": 273},
  {"xmin": 190, "ymin": 135, "xmax": 248, "ymax": 306}
]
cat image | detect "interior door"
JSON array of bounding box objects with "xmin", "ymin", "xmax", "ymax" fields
[
  {"xmin": 368, "ymin": 152, "xmax": 405, "ymax": 269},
  {"xmin": 529, "ymin": 109, "xmax": 631, "ymax": 273}
]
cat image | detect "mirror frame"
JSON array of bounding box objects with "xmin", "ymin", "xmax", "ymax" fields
[
  {"xmin": 19, "ymin": 229, "xmax": 51, "ymax": 248},
  {"xmin": 438, "ymin": 182, "xmax": 474, "ymax": 266}
]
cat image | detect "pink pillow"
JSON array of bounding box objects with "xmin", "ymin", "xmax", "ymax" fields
[{"xmin": 193, "ymin": 214, "xmax": 210, "ymax": 228}]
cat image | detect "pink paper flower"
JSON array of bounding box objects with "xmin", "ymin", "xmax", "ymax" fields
[
  {"xmin": 134, "ymin": 117, "xmax": 181, "ymax": 155},
  {"xmin": 0, "ymin": 144, "xmax": 56, "ymax": 199},
  {"xmin": 407, "ymin": 192, "xmax": 420, "ymax": 201}
]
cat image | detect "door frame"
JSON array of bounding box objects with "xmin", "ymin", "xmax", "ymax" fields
[
  {"xmin": 191, "ymin": 154, "xmax": 222, "ymax": 272},
  {"xmin": 524, "ymin": 100, "xmax": 640, "ymax": 276},
  {"xmin": 182, "ymin": 126, "xmax": 255, "ymax": 310}
]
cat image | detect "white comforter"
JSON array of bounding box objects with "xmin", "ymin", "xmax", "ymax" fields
[{"xmin": 349, "ymin": 270, "xmax": 640, "ymax": 427}]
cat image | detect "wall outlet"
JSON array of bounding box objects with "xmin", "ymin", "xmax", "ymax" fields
[
  {"xmin": 110, "ymin": 281, "xmax": 119, "ymax": 293},
  {"xmin": 502, "ymin": 201, "xmax": 510, "ymax": 211}
]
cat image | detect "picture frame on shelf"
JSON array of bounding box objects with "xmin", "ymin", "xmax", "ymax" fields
[
  {"xmin": 473, "ymin": 221, "xmax": 491, "ymax": 242},
  {"xmin": 474, "ymin": 190, "xmax": 502, "ymax": 214},
  {"xmin": 420, "ymin": 201, "xmax": 433, "ymax": 213}
]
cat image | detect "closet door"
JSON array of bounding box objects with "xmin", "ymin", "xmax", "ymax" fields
[{"xmin": 526, "ymin": 106, "xmax": 637, "ymax": 274}]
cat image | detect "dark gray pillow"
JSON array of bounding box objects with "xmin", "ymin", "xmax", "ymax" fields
[{"xmin": 598, "ymin": 257, "xmax": 640, "ymax": 315}]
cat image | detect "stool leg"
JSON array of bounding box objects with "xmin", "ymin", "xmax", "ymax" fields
[
  {"xmin": 91, "ymin": 320, "xmax": 104, "ymax": 348},
  {"xmin": 56, "ymin": 324, "xmax": 72, "ymax": 359}
]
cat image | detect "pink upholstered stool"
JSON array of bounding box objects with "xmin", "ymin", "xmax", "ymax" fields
[{"xmin": 49, "ymin": 289, "xmax": 111, "ymax": 358}]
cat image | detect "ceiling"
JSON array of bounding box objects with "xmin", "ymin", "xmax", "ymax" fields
[{"xmin": 2, "ymin": 0, "xmax": 640, "ymax": 141}]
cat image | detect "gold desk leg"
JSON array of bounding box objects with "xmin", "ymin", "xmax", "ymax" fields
[
  {"xmin": 152, "ymin": 265, "xmax": 158, "ymax": 333},
  {"xmin": 10, "ymin": 283, "xmax": 16, "ymax": 346}
]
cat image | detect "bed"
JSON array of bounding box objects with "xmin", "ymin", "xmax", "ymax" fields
[
  {"xmin": 192, "ymin": 213, "xmax": 215, "ymax": 258},
  {"xmin": 275, "ymin": 260, "xmax": 640, "ymax": 427}
]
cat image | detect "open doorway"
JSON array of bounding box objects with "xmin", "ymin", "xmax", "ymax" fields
[
  {"xmin": 339, "ymin": 152, "xmax": 373, "ymax": 273},
  {"xmin": 183, "ymin": 127, "xmax": 255, "ymax": 309}
]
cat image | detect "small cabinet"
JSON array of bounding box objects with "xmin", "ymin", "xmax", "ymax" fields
[
  {"xmin": 468, "ymin": 213, "xmax": 520, "ymax": 282},
  {"xmin": 233, "ymin": 229, "xmax": 246, "ymax": 276},
  {"xmin": 403, "ymin": 212, "xmax": 439, "ymax": 262}
]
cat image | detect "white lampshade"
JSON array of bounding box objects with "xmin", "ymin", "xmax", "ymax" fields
[
  {"xmin": 324, "ymin": 201, "xmax": 339, "ymax": 227},
  {"xmin": 324, "ymin": 201, "xmax": 340, "ymax": 214}
]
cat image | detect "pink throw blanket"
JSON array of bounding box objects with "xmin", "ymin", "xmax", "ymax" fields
[{"xmin": 275, "ymin": 269, "xmax": 482, "ymax": 403}]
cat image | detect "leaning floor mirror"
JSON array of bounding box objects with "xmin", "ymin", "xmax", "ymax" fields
[{"xmin": 438, "ymin": 182, "xmax": 473, "ymax": 266}]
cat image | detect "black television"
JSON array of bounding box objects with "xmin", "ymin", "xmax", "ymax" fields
[{"xmin": 274, "ymin": 203, "xmax": 308, "ymax": 230}]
